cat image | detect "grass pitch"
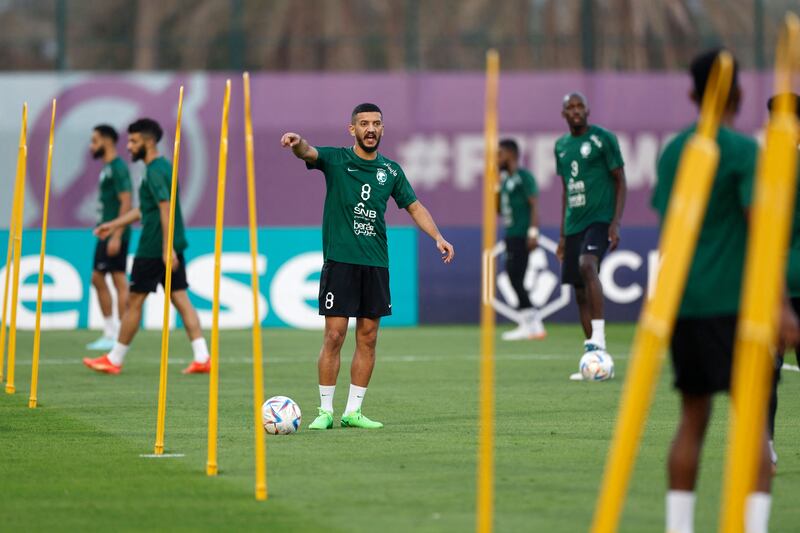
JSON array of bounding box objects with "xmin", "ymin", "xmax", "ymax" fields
[{"xmin": 1, "ymin": 324, "xmax": 799, "ymax": 532}]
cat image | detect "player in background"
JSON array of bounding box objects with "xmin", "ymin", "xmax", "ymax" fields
[
  {"xmin": 652, "ymin": 51, "xmax": 799, "ymax": 533},
  {"xmin": 554, "ymin": 92, "xmax": 626, "ymax": 375},
  {"xmin": 766, "ymin": 93, "xmax": 800, "ymax": 473},
  {"xmin": 86, "ymin": 125, "xmax": 131, "ymax": 351},
  {"xmin": 83, "ymin": 118, "xmax": 210, "ymax": 375},
  {"xmin": 281, "ymin": 103, "xmax": 454, "ymax": 430},
  {"xmin": 497, "ymin": 138, "xmax": 545, "ymax": 340}
]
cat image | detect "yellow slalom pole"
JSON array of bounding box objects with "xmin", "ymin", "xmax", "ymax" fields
[
  {"xmin": 6, "ymin": 103, "xmax": 28, "ymax": 395},
  {"xmin": 29, "ymin": 99, "xmax": 57, "ymax": 409},
  {"xmin": 476, "ymin": 48, "xmax": 499, "ymax": 533},
  {"xmin": 0, "ymin": 107, "xmax": 27, "ymax": 384},
  {"xmin": 590, "ymin": 52, "xmax": 734, "ymax": 533},
  {"xmin": 207, "ymin": 79, "xmax": 231, "ymax": 476},
  {"xmin": 243, "ymin": 72, "xmax": 268, "ymax": 501},
  {"xmin": 719, "ymin": 15, "xmax": 800, "ymax": 533},
  {"xmin": 154, "ymin": 86, "xmax": 184, "ymax": 455}
]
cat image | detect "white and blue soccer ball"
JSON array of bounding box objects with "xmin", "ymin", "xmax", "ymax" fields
[
  {"xmin": 262, "ymin": 396, "xmax": 302, "ymax": 435},
  {"xmin": 579, "ymin": 351, "xmax": 615, "ymax": 382}
]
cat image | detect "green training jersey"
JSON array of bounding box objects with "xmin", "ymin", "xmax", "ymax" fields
[
  {"xmin": 97, "ymin": 156, "xmax": 132, "ymax": 241},
  {"xmin": 306, "ymin": 147, "xmax": 417, "ymax": 268},
  {"xmin": 500, "ymin": 167, "xmax": 538, "ymax": 238},
  {"xmin": 135, "ymin": 157, "xmax": 188, "ymax": 259},
  {"xmin": 652, "ymin": 125, "xmax": 757, "ymax": 318},
  {"xmin": 787, "ymin": 160, "xmax": 800, "ymax": 297},
  {"xmin": 554, "ymin": 124, "xmax": 624, "ymax": 236}
]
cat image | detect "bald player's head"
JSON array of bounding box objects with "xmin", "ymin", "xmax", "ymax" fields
[
  {"xmin": 561, "ymin": 92, "xmax": 590, "ymax": 132},
  {"xmin": 562, "ymin": 92, "xmax": 589, "ymax": 110}
]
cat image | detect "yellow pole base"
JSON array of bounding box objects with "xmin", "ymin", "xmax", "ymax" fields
[
  {"xmin": 5, "ymin": 384, "xmax": 15, "ymax": 394},
  {"xmin": 28, "ymin": 398, "xmax": 37, "ymax": 408},
  {"xmin": 154, "ymin": 444, "xmax": 164, "ymax": 455},
  {"xmin": 206, "ymin": 463, "xmax": 218, "ymax": 476},
  {"xmin": 255, "ymin": 486, "xmax": 267, "ymax": 501}
]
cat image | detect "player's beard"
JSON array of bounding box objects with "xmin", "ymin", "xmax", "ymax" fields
[
  {"xmin": 131, "ymin": 146, "xmax": 147, "ymax": 162},
  {"xmin": 91, "ymin": 147, "xmax": 105, "ymax": 160},
  {"xmin": 356, "ymin": 132, "xmax": 381, "ymax": 153}
]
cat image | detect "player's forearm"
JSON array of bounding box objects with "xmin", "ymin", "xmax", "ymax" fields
[
  {"xmin": 529, "ymin": 197, "xmax": 539, "ymax": 231},
  {"xmin": 292, "ymin": 137, "xmax": 317, "ymax": 162},
  {"xmin": 611, "ymin": 169, "xmax": 627, "ymax": 225},
  {"xmin": 559, "ymin": 182, "xmax": 566, "ymax": 238},
  {"xmin": 158, "ymin": 202, "xmax": 172, "ymax": 254},
  {"xmin": 109, "ymin": 207, "xmax": 141, "ymax": 230},
  {"xmin": 112, "ymin": 194, "xmax": 132, "ymax": 239},
  {"xmin": 407, "ymin": 201, "xmax": 444, "ymax": 241}
]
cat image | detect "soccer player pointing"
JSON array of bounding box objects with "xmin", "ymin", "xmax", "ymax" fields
[
  {"xmin": 555, "ymin": 92, "xmax": 626, "ymax": 367},
  {"xmin": 281, "ymin": 103, "xmax": 454, "ymax": 430}
]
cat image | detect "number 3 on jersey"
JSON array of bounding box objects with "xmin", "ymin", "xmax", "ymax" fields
[{"xmin": 570, "ymin": 160, "xmax": 579, "ymax": 177}]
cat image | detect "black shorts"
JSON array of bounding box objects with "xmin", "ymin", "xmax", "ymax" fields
[
  {"xmin": 130, "ymin": 254, "xmax": 189, "ymax": 294},
  {"xmin": 93, "ymin": 238, "xmax": 129, "ymax": 273},
  {"xmin": 671, "ymin": 315, "xmax": 737, "ymax": 395},
  {"xmin": 561, "ymin": 222, "xmax": 610, "ymax": 287},
  {"xmin": 318, "ymin": 260, "xmax": 391, "ymax": 318}
]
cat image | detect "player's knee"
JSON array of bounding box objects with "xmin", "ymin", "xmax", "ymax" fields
[
  {"xmin": 578, "ymin": 258, "xmax": 598, "ymax": 280},
  {"xmin": 357, "ymin": 326, "xmax": 378, "ymax": 347},
  {"xmin": 91, "ymin": 271, "xmax": 106, "ymax": 287},
  {"xmin": 323, "ymin": 327, "xmax": 346, "ymax": 350}
]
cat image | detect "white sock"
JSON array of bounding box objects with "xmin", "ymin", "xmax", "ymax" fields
[
  {"xmin": 745, "ymin": 492, "xmax": 771, "ymax": 533},
  {"xmin": 319, "ymin": 385, "xmax": 335, "ymax": 412},
  {"xmin": 666, "ymin": 490, "xmax": 696, "ymax": 533},
  {"xmin": 590, "ymin": 319, "xmax": 606, "ymax": 349},
  {"xmin": 191, "ymin": 337, "xmax": 210, "ymax": 364},
  {"xmin": 344, "ymin": 384, "xmax": 367, "ymax": 415},
  {"xmin": 107, "ymin": 342, "xmax": 129, "ymax": 366},
  {"xmin": 103, "ymin": 316, "xmax": 116, "ymax": 339}
]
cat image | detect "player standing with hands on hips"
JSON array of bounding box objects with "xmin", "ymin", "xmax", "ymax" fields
[
  {"xmin": 554, "ymin": 92, "xmax": 626, "ymax": 378},
  {"xmin": 281, "ymin": 103, "xmax": 455, "ymax": 430}
]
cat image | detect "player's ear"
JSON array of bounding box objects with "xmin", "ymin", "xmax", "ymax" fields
[{"xmin": 348, "ymin": 123, "xmax": 356, "ymax": 137}]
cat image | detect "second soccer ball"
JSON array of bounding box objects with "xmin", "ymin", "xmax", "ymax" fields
[{"xmin": 579, "ymin": 351, "xmax": 615, "ymax": 382}]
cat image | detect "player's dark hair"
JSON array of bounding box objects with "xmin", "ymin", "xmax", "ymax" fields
[
  {"xmin": 351, "ymin": 103, "xmax": 382, "ymax": 123},
  {"xmin": 499, "ymin": 138, "xmax": 519, "ymax": 157},
  {"xmin": 767, "ymin": 93, "xmax": 800, "ymax": 119},
  {"xmin": 690, "ymin": 48, "xmax": 739, "ymax": 102},
  {"xmin": 128, "ymin": 118, "xmax": 163, "ymax": 142},
  {"xmin": 94, "ymin": 124, "xmax": 118, "ymax": 143}
]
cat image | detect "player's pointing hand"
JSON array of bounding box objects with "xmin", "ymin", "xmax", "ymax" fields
[
  {"xmin": 437, "ymin": 238, "xmax": 455, "ymax": 264},
  {"xmin": 281, "ymin": 132, "xmax": 301, "ymax": 147}
]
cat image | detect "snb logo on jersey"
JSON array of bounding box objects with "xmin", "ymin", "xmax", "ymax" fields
[
  {"xmin": 376, "ymin": 168, "xmax": 388, "ymax": 185},
  {"xmin": 381, "ymin": 162, "xmax": 398, "ymax": 177},
  {"xmin": 580, "ymin": 142, "xmax": 592, "ymax": 158},
  {"xmin": 354, "ymin": 202, "xmax": 377, "ymax": 220}
]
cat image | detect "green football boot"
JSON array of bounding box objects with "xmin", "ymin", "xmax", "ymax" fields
[
  {"xmin": 308, "ymin": 408, "xmax": 334, "ymax": 430},
  {"xmin": 341, "ymin": 409, "xmax": 383, "ymax": 429}
]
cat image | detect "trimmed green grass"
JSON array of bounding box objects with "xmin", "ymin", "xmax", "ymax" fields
[{"xmin": 1, "ymin": 324, "xmax": 799, "ymax": 532}]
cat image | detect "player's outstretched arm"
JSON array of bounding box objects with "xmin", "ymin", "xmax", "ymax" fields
[
  {"xmin": 280, "ymin": 132, "xmax": 318, "ymax": 163},
  {"xmin": 94, "ymin": 207, "xmax": 141, "ymax": 240},
  {"xmin": 405, "ymin": 200, "xmax": 454, "ymax": 264}
]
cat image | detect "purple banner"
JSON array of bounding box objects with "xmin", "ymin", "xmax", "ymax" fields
[{"xmin": 0, "ymin": 72, "xmax": 776, "ymax": 230}]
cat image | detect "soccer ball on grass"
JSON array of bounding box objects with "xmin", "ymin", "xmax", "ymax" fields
[
  {"xmin": 579, "ymin": 351, "xmax": 615, "ymax": 382},
  {"xmin": 262, "ymin": 396, "xmax": 302, "ymax": 435}
]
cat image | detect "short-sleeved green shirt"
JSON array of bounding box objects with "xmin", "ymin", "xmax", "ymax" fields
[
  {"xmin": 652, "ymin": 125, "xmax": 757, "ymax": 318},
  {"xmin": 97, "ymin": 156, "xmax": 132, "ymax": 241},
  {"xmin": 135, "ymin": 157, "xmax": 188, "ymax": 259},
  {"xmin": 500, "ymin": 167, "xmax": 538, "ymax": 238},
  {"xmin": 786, "ymin": 161, "xmax": 800, "ymax": 297},
  {"xmin": 554, "ymin": 125, "xmax": 624, "ymax": 235},
  {"xmin": 306, "ymin": 147, "xmax": 417, "ymax": 268}
]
